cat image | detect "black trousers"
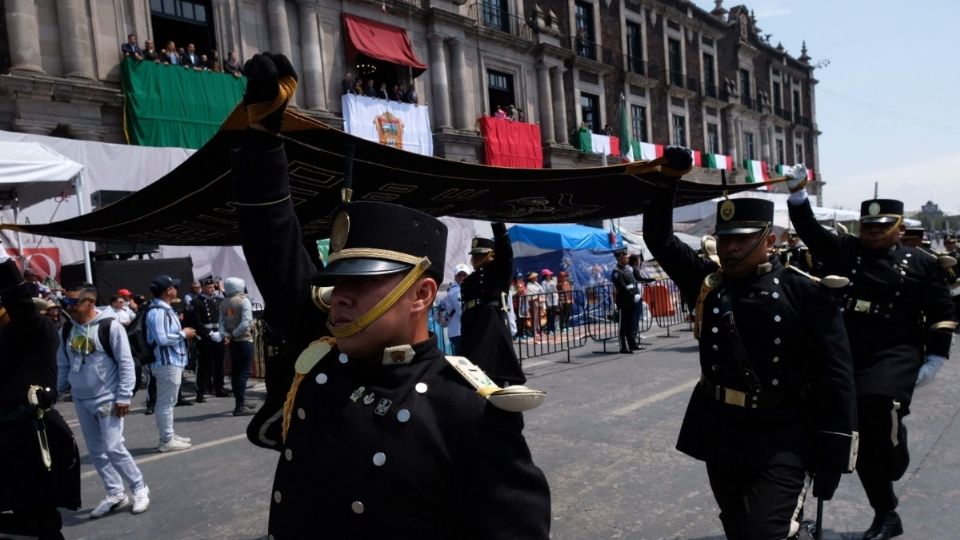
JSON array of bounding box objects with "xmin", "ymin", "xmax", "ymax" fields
[
  {"xmin": 856, "ymin": 395, "xmax": 909, "ymax": 513},
  {"xmin": 196, "ymin": 340, "xmax": 225, "ymax": 395},
  {"xmin": 617, "ymin": 303, "xmax": 638, "ymax": 351},
  {"xmin": 706, "ymin": 459, "xmax": 807, "ymax": 540}
]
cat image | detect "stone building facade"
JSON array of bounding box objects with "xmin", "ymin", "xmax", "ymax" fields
[{"xmin": 0, "ymin": 0, "xmax": 821, "ymax": 196}]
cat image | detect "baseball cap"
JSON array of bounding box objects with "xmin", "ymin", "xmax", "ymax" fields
[
  {"xmin": 117, "ymin": 288, "xmax": 133, "ymax": 297},
  {"xmin": 150, "ymin": 275, "xmax": 181, "ymax": 294}
]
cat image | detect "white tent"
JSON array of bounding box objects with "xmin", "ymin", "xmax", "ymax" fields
[{"xmin": 0, "ymin": 141, "xmax": 94, "ymax": 280}]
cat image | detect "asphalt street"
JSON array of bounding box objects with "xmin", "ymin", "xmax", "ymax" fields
[{"xmin": 54, "ymin": 328, "xmax": 960, "ymax": 539}]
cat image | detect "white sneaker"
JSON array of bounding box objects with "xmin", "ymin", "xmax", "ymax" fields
[
  {"xmin": 172, "ymin": 434, "xmax": 191, "ymax": 443},
  {"xmin": 131, "ymin": 485, "xmax": 150, "ymax": 514},
  {"xmin": 90, "ymin": 493, "xmax": 129, "ymax": 518},
  {"xmin": 158, "ymin": 438, "xmax": 192, "ymax": 452}
]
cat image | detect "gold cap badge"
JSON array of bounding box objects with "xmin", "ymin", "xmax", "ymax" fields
[
  {"xmin": 720, "ymin": 200, "xmax": 736, "ymax": 221},
  {"xmin": 330, "ymin": 211, "xmax": 350, "ymax": 253}
]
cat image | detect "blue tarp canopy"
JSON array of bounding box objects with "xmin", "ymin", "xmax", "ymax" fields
[{"xmin": 508, "ymin": 223, "xmax": 613, "ymax": 256}]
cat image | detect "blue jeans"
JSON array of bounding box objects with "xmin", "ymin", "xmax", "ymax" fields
[
  {"xmin": 152, "ymin": 364, "xmax": 183, "ymax": 444},
  {"xmin": 230, "ymin": 341, "xmax": 253, "ymax": 410},
  {"xmin": 74, "ymin": 397, "xmax": 144, "ymax": 496}
]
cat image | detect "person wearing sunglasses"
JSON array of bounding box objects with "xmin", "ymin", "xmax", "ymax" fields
[{"xmin": 56, "ymin": 282, "xmax": 150, "ymax": 519}]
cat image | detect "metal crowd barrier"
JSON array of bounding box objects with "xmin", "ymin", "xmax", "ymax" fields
[
  {"xmin": 513, "ymin": 290, "xmax": 590, "ymax": 363},
  {"xmin": 644, "ymin": 280, "xmax": 691, "ymax": 337}
]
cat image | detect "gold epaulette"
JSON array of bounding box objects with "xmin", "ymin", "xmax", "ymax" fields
[
  {"xmin": 282, "ymin": 337, "xmax": 335, "ymax": 442},
  {"xmin": 931, "ymin": 320, "xmax": 959, "ymax": 331},
  {"xmin": 444, "ymin": 356, "xmax": 546, "ymax": 412},
  {"xmin": 784, "ymin": 265, "xmax": 849, "ymax": 289}
]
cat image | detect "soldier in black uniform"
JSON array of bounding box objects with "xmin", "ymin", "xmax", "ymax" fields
[
  {"xmin": 229, "ymin": 52, "xmax": 550, "ymax": 539},
  {"xmin": 460, "ymin": 225, "xmax": 527, "ymax": 385},
  {"xmin": 611, "ymin": 248, "xmax": 643, "ymax": 353},
  {"xmin": 187, "ymin": 277, "xmax": 227, "ymax": 401},
  {"xmin": 644, "ymin": 158, "xmax": 858, "ymax": 539},
  {"xmin": 779, "ymin": 230, "xmax": 814, "ymax": 273},
  {"xmin": 899, "ymin": 226, "xmax": 924, "ymax": 249},
  {"xmin": 787, "ymin": 172, "xmax": 956, "ymax": 540},
  {"xmin": 0, "ymin": 257, "xmax": 81, "ymax": 539}
]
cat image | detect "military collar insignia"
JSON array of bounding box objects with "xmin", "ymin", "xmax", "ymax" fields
[
  {"xmin": 720, "ymin": 200, "xmax": 736, "ymax": 221},
  {"xmin": 382, "ymin": 344, "xmax": 415, "ymax": 366},
  {"xmin": 330, "ymin": 211, "xmax": 350, "ymax": 253}
]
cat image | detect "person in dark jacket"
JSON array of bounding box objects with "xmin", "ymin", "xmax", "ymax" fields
[
  {"xmin": 611, "ymin": 248, "xmax": 642, "ymax": 353},
  {"xmin": 786, "ymin": 166, "xmax": 956, "ymax": 540},
  {"xmin": 643, "ymin": 151, "xmax": 858, "ymax": 539},
  {"xmin": 0, "ymin": 257, "xmax": 81, "ymax": 540},
  {"xmin": 460, "ymin": 224, "xmax": 527, "ymax": 385},
  {"xmin": 230, "ymin": 52, "xmax": 550, "ymax": 539}
]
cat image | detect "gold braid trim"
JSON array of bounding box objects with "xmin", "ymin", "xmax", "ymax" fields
[
  {"xmin": 247, "ymin": 76, "xmax": 298, "ymax": 125},
  {"xmin": 694, "ymin": 272, "xmax": 722, "ymax": 339},
  {"xmin": 281, "ymin": 336, "xmax": 337, "ymax": 442},
  {"xmin": 327, "ymin": 248, "xmax": 426, "ymax": 266},
  {"xmin": 931, "ymin": 320, "xmax": 958, "ymax": 331},
  {"xmin": 326, "ymin": 258, "xmax": 431, "ymax": 338}
]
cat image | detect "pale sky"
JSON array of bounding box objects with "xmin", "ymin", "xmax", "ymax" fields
[{"xmin": 691, "ymin": 0, "xmax": 960, "ymax": 214}]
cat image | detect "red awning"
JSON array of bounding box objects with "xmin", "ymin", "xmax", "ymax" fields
[{"xmin": 343, "ymin": 14, "xmax": 427, "ymax": 77}]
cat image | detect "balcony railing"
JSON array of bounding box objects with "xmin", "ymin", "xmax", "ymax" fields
[
  {"xmin": 664, "ymin": 69, "xmax": 700, "ymax": 92},
  {"xmin": 703, "ymin": 81, "xmax": 718, "ymax": 99},
  {"xmin": 470, "ymin": 3, "xmax": 533, "ymax": 41},
  {"xmin": 564, "ymin": 35, "xmax": 618, "ymax": 67},
  {"xmin": 741, "ymin": 94, "xmax": 753, "ymax": 108},
  {"xmin": 625, "ymin": 55, "xmax": 647, "ymax": 76},
  {"xmin": 774, "ymin": 106, "xmax": 789, "ymax": 121},
  {"xmin": 795, "ymin": 114, "xmax": 813, "ymax": 128}
]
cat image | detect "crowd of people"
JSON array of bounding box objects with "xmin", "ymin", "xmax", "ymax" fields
[
  {"xmin": 340, "ymin": 71, "xmax": 418, "ymax": 103},
  {"xmin": 122, "ymin": 34, "xmax": 242, "ymax": 77}
]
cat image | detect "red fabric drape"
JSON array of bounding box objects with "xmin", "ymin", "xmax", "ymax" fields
[
  {"xmin": 478, "ymin": 117, "xmax": 543, "ymax": 169},
  {"xmin": 342, "ymin": 14, "xmax": 427, "ymax": 76}
]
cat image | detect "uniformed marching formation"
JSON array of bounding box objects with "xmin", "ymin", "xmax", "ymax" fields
[{"xmin": 2, "ymin": 50, "xmax": 956, "ymax": 540}]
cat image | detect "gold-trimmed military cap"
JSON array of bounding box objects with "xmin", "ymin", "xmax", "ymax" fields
[
  {"xmin": 860, "ymin": 199, "xmax": 903, "ymax": 224},
  {"xmin": 714, "ymin": 198, "xmax": 774, "ymax": 236},
  {"xmin": 311, "ymin": 201, "xmax": 447, "ymax": 286},
  {"xmin": 468, "ymin": 237, "xmax": 495, "ymax": 255}
]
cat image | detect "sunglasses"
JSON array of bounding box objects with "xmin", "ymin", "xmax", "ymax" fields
[{"xmin": 60, "ymin": 297, "xmax": 94, "ymax": 308}]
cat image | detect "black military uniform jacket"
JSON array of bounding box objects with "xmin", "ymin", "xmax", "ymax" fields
[
  {"xmin": 611, "ymin": 263, "xmax": 640, "ymax": 308},
  {"xmin": 790, "ymin": 199, "xmax": 956, "ymax": 404},
  {"xmin": 231, "ymin": 134, "xmax": 549, "ymax": 537},
  {"xmin": 644, "ymin": 199, "xmax": 857, "ymax": 472},
  {"xmin": 188, "ymin": 292, "xmax": 223, "ymax": 341},
  {"xmin": 779, "ymin": 244, "xmax": 813, "ymax": 273},
  {"xmin": 460, "ymin": 223, "xmax": 525, "ymax": 385},
  {"xmin": 269, "ymin": 337, "xmax": 550, "ymax": 539}
]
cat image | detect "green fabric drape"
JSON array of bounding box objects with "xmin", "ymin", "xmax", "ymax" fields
[
  {"xmin": 577, "ymin": 127, "xmax": 592, "ymax": 152},
  {"xmin": 122, "ymin": 57, "xmax": 246, "ymax": 149}
]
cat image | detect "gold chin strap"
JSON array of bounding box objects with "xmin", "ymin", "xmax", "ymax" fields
[{"xmin": 326, "ymin": 257, "xmax": 432, "ymax": 338}]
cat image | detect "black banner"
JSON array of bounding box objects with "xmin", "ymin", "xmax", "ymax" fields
[{"xmin": 7, "ymin": 111, "xmax": 767, "ymax": 246}]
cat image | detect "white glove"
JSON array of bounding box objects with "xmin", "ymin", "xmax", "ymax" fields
[
  {"xmin": 785, "ymin": 164, "xmax": 808, "ymax": 191},
  {"xmin": 209, "ymin": 331, "xmax": 223, "ymax": 343},
  {"xmin": 916, "ymin": 355, "xmax": 945, "ymax": 387},
  {"xmin": 633, "ymin": 294, "xmax": 641, "ymax": 303}
]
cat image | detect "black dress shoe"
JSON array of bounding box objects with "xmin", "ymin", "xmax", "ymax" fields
[
  {"xmin": 175, "ymin": 400, "xmax": 194, "ymax": 407},
  {"xmin": 862, "ymin": 510, "xmax": 902, "ymax": 540},
  {"xmin": 195, "ymin": 395, "xmax": 207, "ymax": 403},
  {"xmin": 144, "ymin": 405, "xmax": 155, "ymax": 415},
  {"xmin": 619, "ymin": 348, "xmax": 634, "ymax": 354},
  {"xmin": 215, "ymin": 390, "xmax": 232, "ymax": 398}
]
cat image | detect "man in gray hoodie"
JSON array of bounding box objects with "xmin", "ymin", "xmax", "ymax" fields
[
  {"xmin": 57, "ymin": 283, "xmax": 150, "ymax": 519},
  {"xmin": 218, "ymin": 277, "xmax": 255, "ymax": 415}
]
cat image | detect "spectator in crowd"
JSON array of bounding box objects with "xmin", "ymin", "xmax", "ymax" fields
[
  {"xmin": 494, "ymin": 105, "xmax": 508, "ymax": 119},
  {"xmin": 45, "ymin": 302, "xmax": 65, "ymax": 329},
  {"xmin": 628, "ymin": 254, "xmax": 655, "ymax": 344},
  {"xmin": 604, "ymin": 124, "xmax": 614, "ymax": 136},
  {"xmin": 218, "ymin": 277, "xmax": 255, "ymax": 416},
  {"xmin": 161, "ymin": 41, "xmax": 179, "ymax": 65},
  {"xmin": 363, "ymin": 78, "xmax": 377, "ymax": 97},
  {"xmin": 198, "ymin": 54, "xmax": 209, "ymax": 71},
  {"xmin": 512, "ymin": 272, "xmax": 527, "ymax": 337},
  {"xmin": 145, "ymin": 275, "xmax": 194, "ymax": 452},
  {"xmin": 183, "ymin": 280, "xmax": 201, "ymax": 311},
  {"xmin": 442, "ymin": 264, "xmax": 471, "ymax": 355},
  {"xmin": 23, "ymin": 268, "xmax": 50, "ymax": 297},
  {"xmin": 108, "ymin": 295, "xmax": 133, "ymax": 327},
  {"xmin": 541, "ymin": 269, "xmax": 558, "ymax": 334},
  {"xmin": 525, "ymin": 272, "xmax": 544, "ymax": 343},
  {"xmin": 142, "ymin": 40, "xmax": 160, "ymax": 62},
  {"xmin": 340, "ymin": 71, "xmax": 355, "ymax": 95},
  {"xmin": 507, "ymin": 104, "xmax": 518, "ymax": 121},
  {"xmin": 405, "ymin": 83, "xmax": 418, "ymax": 104},
  {"xmin": 207, "ymin": 49, "xmax": 223, "ymax": 72},
  {"xmin": 557, "ymin": 270, "xmax": 573, "ymax": 330},
  {"xmin": 378, "ymin": 81, "xmax": 389, "ymax": 100},
  {"xmin": 0, "ymin": 256, "xmax": 81, "ymax": 539},
  {"xmin": 182, "ymin": 43, "xmax": 201, "ymax": 70},
  {"xmin": 391, "ymin": 83, "xmax": 403, "ymax": 101},
  {"xmin": 224, "ymin": 50, "xmax": 242, "ymax": 77},
  {"xmin": 57, "ymin": 283, "xmax": 151, "ymax": 518},
  {"xmin": 121, "ymin": 34, "xmax": 142, "ymax": 60}
]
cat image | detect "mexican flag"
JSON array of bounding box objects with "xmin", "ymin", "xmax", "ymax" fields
[
  {"xmin": 743, "ymin": 159, "xmax": 771, "ymax": 190},
  {"xmin": 618, "ymin": 94, "xmax": 634, "ymax": 161},
  {"xmin": 706, "ymin": 153, "xmax": 733, "ymax": 170},
  {"xmin": 776, "ymin": 164, "xmax": 815, "ymax": 181},
  {"xmin": 577, "ymin": 129, "xmax": 620, "ymax": 157},
  {"xmin": 633, "ymin": 141, "xmax": 664, "ymax": 161}
]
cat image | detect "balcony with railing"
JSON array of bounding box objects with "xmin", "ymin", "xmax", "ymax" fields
[
  {"xmin": 703, "ymin": 80, "xmax": 719, "ymax": 99},
  {"xmin": 470, "ymin": 2, "xmax": 534, "ymax": 42},
  {"xmin": 794, "ymin": 114, "xmax": 813, "ymax": 128},
  {"xmin": 564, "ymin": 35, "xmax": 618, "ymax": 69},
  {"xmin": 741, "ymin": 94, "xmax": 754, "ymax": 109},
  {"xmin": 664, "ymin": 69, "xmax": 700, "ymax": 93}
]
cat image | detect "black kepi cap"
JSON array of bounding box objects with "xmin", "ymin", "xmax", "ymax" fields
[
  {"xmin": 0, "ymin": 259, "xmax": 25, "ymax": 295},
  {"xmin": 860, "ymin": 199, "xmax": 903, "ymax": 224},
  {"xmin": 902, "ymin": 227, "xmax": 925, "ymax": 239},
  {"xmin": 311, "ymin": 201, "xmax": 447, "ymax": 286},
  {"xmin": 714, "ymin": 198, "xmax": 774, "ymax": 236},
  {"xmin": 469, "ymin": 237, "xmax": 495, "ymax": 255}
]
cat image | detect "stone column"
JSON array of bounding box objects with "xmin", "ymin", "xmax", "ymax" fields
[
  {"xmin": 724, "ymin": 108, "xmax": 740, "ymax": 167},
  {"xmin": 550, "ymin": 66, "xmax": 568, "ymax": 144},
  {"xmin": 5, "ymin": 0, "xmax": 44, "ymax": 73},
  {"xmin": 447, "ymin": 38, "xmax": 473, "ymax": 130},
  {"xmin": 296, "ymin": 0, "xmax": 326, "ymax": 110},
  {"xmin": 428, "ymin": 34, "xmax": 452, "ymax": 130},
  {"xmin": 266, "ymin": 0, "xmax": 293, "ymax": 59},
  {"xmin": 56, "ymin": 0, "xmax": 95, "ymax": 79},
  {"xmin": 536, "ymin": 63, "xmax": 555, "ymax": 144}
]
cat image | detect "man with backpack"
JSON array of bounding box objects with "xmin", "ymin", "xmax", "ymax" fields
[{"xmin": 56, "ymin": 283, "xmax": 150, "ymax": 518}]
